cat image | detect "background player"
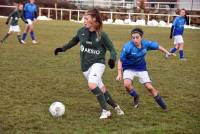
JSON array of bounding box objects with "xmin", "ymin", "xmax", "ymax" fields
[
  {"xmin": 0, "ymin": 3, "xmax": 27, "ymax": 44},
  {"xmin": 21, "ymin": 0, "xmax": 38, "ymax": 44},
  {"xmin": 167, "ymin": 8, "xmax": 189, "ymax": 60}
]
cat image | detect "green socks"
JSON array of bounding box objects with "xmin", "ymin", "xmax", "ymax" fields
[
  {"xmin": 2, "ymin": 33, "xmax": 10, "ymax": 42},
  {"xmin": 17, "ymin": 35, "xmax": 22, "ymax": 44},
  {"xmin": 104, "ymin": 91, "xmax": 117, "ymax": 108},
  {"xmin": 91, "ymin": 87, "xmax": 107, "ymax": 110}
]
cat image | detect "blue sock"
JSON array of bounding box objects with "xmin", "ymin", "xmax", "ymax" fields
[
  {"xmin": 30, "ymin": 31, "xmax": 35, "ymax": 40},
  {"xmin": 170, "ymin": 47, "xmax": 177, "ymax": 53},
  {"xmin": 154, "ymin": 94, "xmax": 167, "ymax": 110},
  {"xmin": 129, "ymin": 89, "xmax": 138, "ymax": 98},
  {"xmin": 179, "ymin": 50, "xmax": 184, "ymax": 59},
  {"xmin": 22, "ymin": 33, "xmax": 27, "ymax": 41}
]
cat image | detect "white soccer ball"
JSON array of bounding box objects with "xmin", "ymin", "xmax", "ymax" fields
[{"xmin": 49, "ymin": 102, "xmax": 65, "ymax": 117}]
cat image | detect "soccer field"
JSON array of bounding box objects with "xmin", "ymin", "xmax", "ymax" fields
[{"xmin": 0, "ymin": 19, "xmax": 200, "ymax": 134}]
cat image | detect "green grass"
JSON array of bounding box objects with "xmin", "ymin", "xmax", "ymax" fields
[{"xmin": 0, "ymin": 19, "xmax": 200, "ymax": 134}]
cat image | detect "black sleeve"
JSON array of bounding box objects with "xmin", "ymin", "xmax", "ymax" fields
[
  {"xmin": 34, "ymin": 11, "xmax": 38, "ymax": 19},
  {"xmin": 62, "ymin": 30, "xmax": 80, "ymax": 51},
  {"xmin": 6, "ymin": 10, "xmax": 15, "ymax": 24},
  {"xmin": 170, "ymin": 25, "xmax": 174, "ymax": 38},
  {"xmin": 34, "ymin": 6, "xmax": 39, "ymax": 19},
  {"xmin": 185, "ymin": 15, "xmax": 189, "ymax": 25},
  {"xmin": 102, "ymin": 32, "xmax": 117, "ymax": 61},
  {"xmin": 20, "ymin": 11, "xmax": 27, "ymax": 23}
]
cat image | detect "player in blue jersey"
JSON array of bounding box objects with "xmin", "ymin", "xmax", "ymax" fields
[
  {"xmin": 21, "ymin": 0, "xmax": 38, "ymax": 44},
  {"xmin": 167, "ymin": 9, "xmax": 189, "ymax": 60},
  {"xmin": 116, "ymin": 28, "xmax": 175, "ymax": 111}
]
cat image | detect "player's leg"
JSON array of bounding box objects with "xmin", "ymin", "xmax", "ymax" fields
[
  {"xmin": 100, "ymin": 85, "xmax": 124, "ymax": 115},
  {"xmin": 83, "ymin": 63, "xmax": 110, "ymax": 119},
  {"xmin": 144, "ymin": 83, "xmax": 167, "ymax": 111},
  {"xmin": 1, "ymin": 32, "xmax": 11, "ymax": 44},
  {"xmin": 138, "ymin": 71, "xmax": 167, "ymax": 111},
  {"xmin": 17, "ymin": 32, "xmax": 22, "ymax": 44},
  {"xmin": 175, "ymin": 35, "xmax": 185, "ymax": 60},
  {"xmin": 21, "ymin": 24, "xmax": 29, "ymax": 44},
  {"xmin": 100, "ymin": 85, "xmax": 117, "ymax": 108},
  {"xmin": 178, "ymin": 43, "xmax": 185, "ymax": 60},
  {"xmin": 16, "ymin": 25, "xmax": 22, "ymax": 44},
  {"xmin": 29, "ymin": 24, "xmax": 37, "ymax": 44},
  {"xmin": 169, "ymin": 45, "xmax": 179, "ymax": 53},
  {"xmin": 123, "ymin": 70, "xmax": 139, "ymax": 108},
  {"xmin": 1, "ymin": 26, "xmax": 13, "ymax": 44},
  {"xmin": 168, "ymin": 35, "xmax": 180, "ymax": 54}
]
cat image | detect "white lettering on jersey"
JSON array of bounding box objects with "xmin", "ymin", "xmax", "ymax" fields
[
  {"xmin": 86, "ymin": 41, "xmax": 92, "ymax": 45},
  {"xmin": 80, "ymin": 45, "xmax": 100, "ymax": 55}
]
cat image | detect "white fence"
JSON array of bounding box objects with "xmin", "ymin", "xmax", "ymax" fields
[
  {"xmin": 67, "ymin": 0, "xmax": 200, "ymax": 11},
  {"xmin": 38, "ymin": 7, "xmax": 200, "ymax": 26},
  {"xmin": 0, "ymin": 5, "xmax": 200, "ymax": 26}
]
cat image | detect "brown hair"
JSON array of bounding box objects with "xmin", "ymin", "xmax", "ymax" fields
[
  {"xmin": 176, "ymin": 8, "xmax": 187, "ymax": 15},
  {"xmin": 86, "ymin": 8, "xmax": 103, "ymax": 40}
]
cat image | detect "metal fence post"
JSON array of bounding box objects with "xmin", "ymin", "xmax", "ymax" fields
[
  {"xmin": 61, "ymin": 9, "xmax": 63, "ymax": 20},
  {"xmin": 48, "ymin": 8, "xmax": 50, "ymax": 18}
]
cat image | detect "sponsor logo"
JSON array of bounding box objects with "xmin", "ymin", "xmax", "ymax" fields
[
  {"xmin": 80, "ymin": 45, "xmax": 100, "ymax": 55},
  {"xmin": 86, "ymin": 41, "xmax": 92, "ymax": 45}
]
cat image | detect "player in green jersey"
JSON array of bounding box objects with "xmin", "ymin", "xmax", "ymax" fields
[
  {"xmin": 54, "ymin": 8, "xmax": 124, "ymax": 119},
  {"xmin": 0, "ymin": 3, "xmax": 27, "ymax": 44}
]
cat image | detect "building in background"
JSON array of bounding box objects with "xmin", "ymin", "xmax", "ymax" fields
[{"xmin": 177, "ymin": 0, "xmax": 200, "ymax": 11}]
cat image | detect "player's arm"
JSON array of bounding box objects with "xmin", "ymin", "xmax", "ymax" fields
[
  {"xmin": 159, "ymin": 45, "xmax": 176, "ymax": 56},
  {"xmin": 62, "ymin": 35, "xmax": 79, "ymax": 51},
  {"xmin": 169, "ymin": 26, "xmax": 174, "ymax": 39},
  {"xmin": 20, "ymin": 11, "xmax": 28, "ymax": 24},
  {"xmin": 23, "ymin": 3, "xmax": 27, "ymax": 19},
  {"xmin": 147, "ymin": 40, "xmax": 175, "ymax": 56},
  {"xmin": 102, "ymin": 32, "xmax": 117, "ymax": 69},
  {"xmin": 170, "ymin": 17, "xmax": 177, "ymax": 39},
  {"xmin": 185, "ymin": 13, "xmax": 189, "ymax": 25},
  {"xmin": 34, "ymin": 5, "xmax": 38, "ymax": 20},
  {"xmin": 54, "ymin": 33, "xmax": 80, "ymax": 55},
  {"xmin": 159, "ymin": 46, "xmax": 170, "ymax": 55},
  {"xmin": 116, "ymin": 46, "xmax": 127, "ymax": 81},
  {"xmin": 5, "ymin": 10, "xmax": 15, "ymax": 25},
  {"xmin": 116, "ymin": 59, "xmax": 123, "ymax": 81}
]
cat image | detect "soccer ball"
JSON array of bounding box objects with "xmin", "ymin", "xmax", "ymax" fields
[{"xmin": 49, "ymin": 102, "xmax": 65, "ymax": 117}]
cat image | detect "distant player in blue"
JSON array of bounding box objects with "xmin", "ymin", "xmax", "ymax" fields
[
  {"xmin": 116, "ymin": 28, "xmax": 175, "ymax": 111},
  {"xmin": 21, "ymin": 0, "xmax": 38, "ymax": 44},
  {"xmin": 167, "ymin": 9, "xmax": 189, "ymax": 60}
]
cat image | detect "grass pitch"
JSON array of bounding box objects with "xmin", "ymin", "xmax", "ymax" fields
[{"xmin": 0, "ymin": 19, "xmax": 200, "ymax": 134}]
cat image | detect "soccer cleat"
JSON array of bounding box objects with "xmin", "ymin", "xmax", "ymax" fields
[
  {"xmin": 32, "ymin": 40, "xmax": 38, "ymax": 44},
  {"xmin": 165, "ymin": 53, "xmax": 170, "ymax": 59},
  {"xmin": 21, "ymin": 40, "xmax": 26, "ymax": 44},
  {"xmin": 99, "ymin": 109, "xmax": 111, "ymax": 119},
  {"xmin": 165, "ymin": 53, "xmax": 176, "ymax": 59},
  {"xmin": 18, "ymin": 40, "xmax": 22, "ymax": 44},
  {"xmin": 133, "ymin": 95, "xmax": 139, "ymax": 108},
  {"xmin": 180, "ymin": 58, "xmax": 187, "ymax": 61},
  {"xmin": 163, "ymin": 108, "xmax": 168, "ymax": 112},
  {"xmin": 114, "ymin": 105, "xmax": 124, "ymax": 115}
]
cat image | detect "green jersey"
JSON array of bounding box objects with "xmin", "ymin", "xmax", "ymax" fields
[
  {"xmin": 62, "ymin": 27, "xmax": 117, "ymax": 72},
  {"xmin": 6, "ymin": 9, "xmax": 26, "ymax": 26}
]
